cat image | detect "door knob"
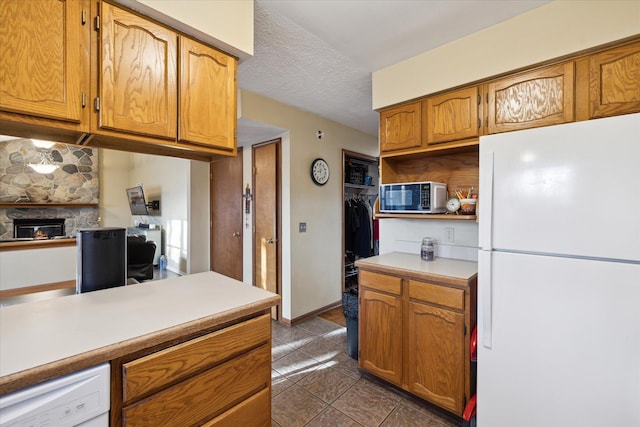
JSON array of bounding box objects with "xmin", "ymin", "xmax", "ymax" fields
[
  {"xmin": 232, "ymin": 232, "xmax": 240, "ymax": 237},
  {"xmin": 265, "ymin": 238, "xmax": 277, "ymax": 244}
]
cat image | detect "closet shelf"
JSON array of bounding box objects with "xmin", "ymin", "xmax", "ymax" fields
[{"xmin": 375, "ymin": 213, "xmax": 476, "ymax": 220}]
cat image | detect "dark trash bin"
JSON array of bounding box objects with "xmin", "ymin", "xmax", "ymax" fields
[{"xmin": 342, "ymin": 288, "xmax": 359, "ymax": 360}]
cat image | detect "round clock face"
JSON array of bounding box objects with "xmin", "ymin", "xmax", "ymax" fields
[
  {"xmin": 447, "ymin": 197, "xmax": 461, "ymax": 213},
  {"xmin": 311, "ymin": 158, "xmax": 330, "ymax": 185}
]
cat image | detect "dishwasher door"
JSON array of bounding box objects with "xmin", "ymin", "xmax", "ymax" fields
[{"xmin": 0, "ymin": 363, "xmax": 110, "ymax": 427}]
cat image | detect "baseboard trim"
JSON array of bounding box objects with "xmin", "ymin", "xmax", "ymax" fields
[
  {"xmin": 0, "ymin": 280, "xmax": 75, "ymax": 299},
  {"xmin": 281, "ymin": 300, "xmax": 342, "ymax": 327}
]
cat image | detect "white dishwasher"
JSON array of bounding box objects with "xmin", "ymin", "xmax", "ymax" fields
[{"xmin": 0, "ymin": 363, "xmax": 110, "ymax": 427}]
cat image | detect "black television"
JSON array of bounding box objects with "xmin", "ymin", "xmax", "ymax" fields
[{"xmin": 126, "ymin": 185, "xmax": 149, "ymax": 215}]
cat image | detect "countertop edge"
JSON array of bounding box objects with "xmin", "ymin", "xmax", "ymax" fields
[
  {"xmin": 0, "ymin": 295, "xmax": 280, "ymax": 395},
  {"xmin": 355, "ymin": 257, "xmax": 477, "ymax": 287}
]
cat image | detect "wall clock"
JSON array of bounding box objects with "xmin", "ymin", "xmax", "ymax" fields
[{"xmin": 310, "ymin": 158, "xmax": 330, "ymax": 186}]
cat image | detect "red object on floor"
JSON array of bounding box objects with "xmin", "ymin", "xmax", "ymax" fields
[{"xmin": 463, "ymin": 394, "xmax": 477, "ymax": 421}]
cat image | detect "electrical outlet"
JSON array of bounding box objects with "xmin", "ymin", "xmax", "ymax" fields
[
  {"xmin": 299, "ymin": 222, "xmax": 307, "ymax": 233},
  {"xmin": 444, "ymin": 227, "xmax": 454, "ymax": 243}
]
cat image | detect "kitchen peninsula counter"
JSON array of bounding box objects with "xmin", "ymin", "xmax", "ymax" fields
[{"xmin": 0, "ymin": 271, "xmax": 280, "ymax": 396}]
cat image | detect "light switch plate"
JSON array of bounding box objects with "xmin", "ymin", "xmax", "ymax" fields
[{"xmin": 299, "ymin": 222, "xmax": 307, "ymax": 233}]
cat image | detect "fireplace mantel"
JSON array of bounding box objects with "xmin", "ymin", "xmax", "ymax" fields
[
  {"xmin": 0, "ymin": 203, "xmax": 98, "ymax": 208},
  {"xmin": 0, "ymin": 238, "xmax": 76, "ymax": 252}
]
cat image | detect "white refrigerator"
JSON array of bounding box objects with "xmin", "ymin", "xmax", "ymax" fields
[{"xmin": 477, "ymin": 113, "xmax": 640, "ymax": 427}]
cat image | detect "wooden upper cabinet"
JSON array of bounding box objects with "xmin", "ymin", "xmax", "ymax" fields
[
  {"xmin": 589, "ymin": 40, "xmax": 640, "ymax": 119},
  {"xmin": 179, "ymin": 37, "xmax": 237, "ymax": 151},
  {"xmin": 487, "ymin": 63, "xmax": 575, "ymax": 134},
  {"xmin": 0, "ymin": 0, "xmax": 87, "ymax": 124},
  {"xmin": 379, "ymin": 101, "xmax": 422, "ymax": 153},
  {"xmin": 425, "ymin": 86, "xmax": 481, "ymax": 145},
  {"xmin": 99, "ymin": 2, "xmax": 177, "ymax": 139}
]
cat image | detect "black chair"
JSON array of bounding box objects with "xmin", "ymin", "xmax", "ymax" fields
[{"xmin": 127, "ymin": 235, "xmax": 157, "ymax": 281}]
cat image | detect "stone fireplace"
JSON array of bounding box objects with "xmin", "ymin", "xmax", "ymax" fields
[{"xmin": 0, "ymin": 138, "xmax": 100, "ymax": 240}]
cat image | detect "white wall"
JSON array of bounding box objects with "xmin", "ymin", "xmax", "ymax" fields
[
  {"xmin": 239, "ymin": 90, "xmax": 379, "ymax": 320},
  {"xmin": 100, "ymin": 149, "xmax": 209, "ymax": 276},
  {"xmin": 373, "ymin": 0, "xmax": 640, "ymax": 109},
  {"xmin": 0, "ymin": 246, "xmax": 76, "ymax": 291}
]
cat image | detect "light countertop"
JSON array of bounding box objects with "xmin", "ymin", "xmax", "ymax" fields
[
  {"xmin": 0, "ymin": 271, "xmax": 279, "ymax": 394},
  {"xmin": 355, "ymin": 252, "xmax": 477, "ymax": 286}
]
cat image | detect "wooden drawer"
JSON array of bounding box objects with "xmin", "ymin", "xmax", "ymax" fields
[
  {"xmin": 123, "ymin": 314, "xmax": 270, "ymax": 402},
  {"xmin": 409, "ymin": 280, "xmax": 464, "ymax": 311},
  {"xmin": 123, "ymin": 344, "xmax": 271, "ymax": 426},
  {"xmin": 203, "ymin": 387, "xmax": 271, "ymax": 427},
  {"xmin": 359, "ymin": 270, "xmax": 402, "ymax": 295}
]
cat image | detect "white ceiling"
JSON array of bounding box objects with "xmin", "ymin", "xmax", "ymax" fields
[{"xmin": 237, "ymin": 0, "xmax": 551, "ymax": 141}]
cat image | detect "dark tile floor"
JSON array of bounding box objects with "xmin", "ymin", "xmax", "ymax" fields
[{"xmin": 271, "ymin": 317, "xmax": 461, "ymax": 427}]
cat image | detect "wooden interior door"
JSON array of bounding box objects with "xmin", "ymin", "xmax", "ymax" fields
[
  {"xmin": 210, "ymin": 148, "xmax": 243, "ymax": 280},
  {"xmin": 253, "ymin": 141, "xmax": 279, "ymax": 319}
]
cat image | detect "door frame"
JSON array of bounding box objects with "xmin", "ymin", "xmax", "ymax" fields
[{"xmin": 251, "ymin": 139, "xmax": 282, "ymax": 320}]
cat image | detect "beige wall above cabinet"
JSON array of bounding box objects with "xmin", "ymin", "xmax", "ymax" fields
[
  {"xmin": 379, "ymin": 101, "xmax": 422, "ymax": 153},
  {"xmin": 0, "ymin": 0, "xmax": 89, "ymax": 137},
  {"xmin": 425, "ymin": 86, "xmax": 481, "ymax": 145},
  {"xmin": 98, "ymin": 2, "xmax": 178, "ymax": 140},
  {"xmin": 486, "ymin": 62, "xmax": 575, "ymax": 134}
]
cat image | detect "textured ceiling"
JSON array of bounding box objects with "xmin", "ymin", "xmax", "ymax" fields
[{"xmin": 238, "ymin": 0, "xmax": 551, "ymax": 139}]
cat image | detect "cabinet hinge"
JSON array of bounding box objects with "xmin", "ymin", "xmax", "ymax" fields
[
  {"xmin": 81, "ymin": 92, "xmax": 86, "ymax": 108},
  {"xmin": 464, "ymin": 324, "xmax": 467, "ymax": 335},
  {"xmin": 253, "ymin": 167, "xmax": 257, "ymax": 175},
  {"xmin": 81, "ymin": 9, "xmax": 87, "ymax": 25},
  {"xmin": 94, "ymin": 97, "xmax": 100, "ymax": 112},
  {"xmin": 94, "ymin": 15, "xmax": 100, "ymax": 31}
]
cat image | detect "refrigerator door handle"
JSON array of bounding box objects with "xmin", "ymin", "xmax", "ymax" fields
[
  {"xmin": 480, "ymin": 250, "xmax": 493, "ymax": 348},
  {"xmin": 479, "ymin": 151, "xmax": 494, "ymax": 250}
]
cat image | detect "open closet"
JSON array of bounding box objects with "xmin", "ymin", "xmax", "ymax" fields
[{"xmin": 342, "ymin": 150, "xmax": 379, "ymax": 291}]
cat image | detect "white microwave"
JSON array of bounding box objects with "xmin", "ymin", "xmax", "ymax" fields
[{"xmin": 379, "ymin": 182, "xmax": 447, "ymax": 214}]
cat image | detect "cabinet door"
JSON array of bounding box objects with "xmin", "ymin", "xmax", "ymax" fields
[
  {"xmin": 99, "ymin": 2, "xmax": 177, "ymax": 139},
  {"xmin": 487, "ymin": 62, "xmax": 575, "ymax": 134},
  {"xmin": 359, "ymin": 288, "xmax": 403, "ymax": 386},
  {"xmin": 179, "ymin": 37, "xmax": 237, "ymax": 151},
  {"xmin": 426, "ymin": 86, "xmax": 480, "ymax": 145},
  {"xmin": 589, "ymin": 40, "xmax": 640, "ymax": 119},
  {"xmin": 407, "ymin": 301, "xmax": 465, "ymax": 415},
  {"xmin": 379, "ymin": 101, "xmax": 422, "ymax": 153},
  {"xmin": 0, "ymin": 0, "xmax": 87, "ymax": 123}
]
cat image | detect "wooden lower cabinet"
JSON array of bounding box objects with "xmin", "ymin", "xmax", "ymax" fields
[
  {"xmin": 113, "ymin": 313, "xmax": 272, "ymax": 426},
  {"xmin": 407, "ymin": 301, "xmax": 465, "ymax": 414},
  {"xmin": 359, "ymin": 287, "xmax": 403, "ymax": 386},
  {"xmin": 358, "ymin": 269, "xmax": 476, "ymax": 417}
]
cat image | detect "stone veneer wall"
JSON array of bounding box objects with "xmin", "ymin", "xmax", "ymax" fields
[{"xmin": 0, "ymin": 138, "xmax": 100, "ymax": 240}]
